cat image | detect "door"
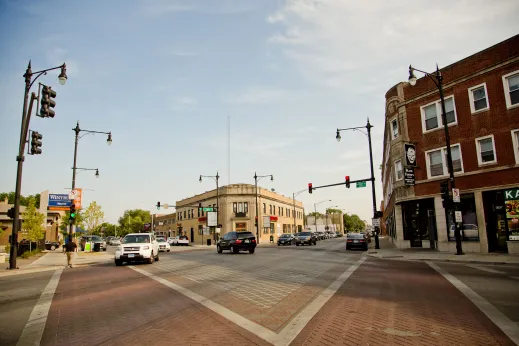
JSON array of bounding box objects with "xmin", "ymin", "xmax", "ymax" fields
[
  {"xmin": 190, "ymin": 228, "xmax": 194, "ymax": 243},
  {"xmin": 483, "ymin": 191, "xmax": 508, "ymax": 253}
]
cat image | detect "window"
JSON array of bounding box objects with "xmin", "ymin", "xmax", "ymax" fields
[
  {"xmin": 269, "ymin": 204, "xmax": 272, "ymax": 214},
  {"xmin": 197, "ymin": 208, "xmax": 200, "ymax": 218},
  {"xmin": 446, "ymin": 194, "xmax": 479, "ymax": 241},
  {"xmin": 244, "ymin": 202, "xmax": 248, "ymax": 214},
  {"xmin": 394, "ymin": 160, "xmax": 403, "ymax": 181},
  {"xmin": 391, "ymin": 118, "xmax": 399, "ymax": 139},
  {"xmin": 468, "ymin": 83, "xmax": 489, "ymax": 113},
  {"xmin": 233, "ymin": 203, "xmax": 237, "ymax": 213},
  {"xmin": 420, "ymin": 96, "xmax": 457, "ymax": 132},
  {"xmin": 263, "ymin": 203, "xmax": 266, "ymax": 213},
  {"xmin": 238, "ymin": 202, "xmax": 244, "ymax": 213},
  {"xmin": 502, "ymin": 71, "xmax": 519, "ymax": 109},
  {"xmin": 476, "ymin": 135, "xmax": 497, "ymax": 165},
  {"xmin": 287, "ymin": 209, "xmax": 290, "ymax": 218},
  {"xmin": 512, "ymin": 130, "xmax": 519, "ymax": 164},
  {"xmin": 425, "ymin": 144, "xmax": 463, "ymax": 178}
]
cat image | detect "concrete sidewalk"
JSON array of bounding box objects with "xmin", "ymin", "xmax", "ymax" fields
[{"xmin": 367, "ymin": 237, "xmax": 519, "ymax": 264}]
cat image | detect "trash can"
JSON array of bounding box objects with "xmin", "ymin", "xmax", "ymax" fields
[
  {"xmin": 206, "ymin": 239, "xmax": 211, "ymax": 246},
  {"xmin": 93, "ymin": 242, "xmax": 101, "ymax": 252}
]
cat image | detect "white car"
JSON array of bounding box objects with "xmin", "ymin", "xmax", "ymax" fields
[
  {"xmin": 172, "ymin": 235, "xmax": 189, "ymax": 246},
  {"xmin": 115, "ymin": 233, "xmax": 160, "ymax": 266},
  {"xmin": 157, "ymin": 238, "xmax": 171, "ymax": 252}
]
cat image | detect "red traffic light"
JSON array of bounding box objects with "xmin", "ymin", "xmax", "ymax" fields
[
  {"xmin": 308, "ymin": 183, "xmax": 313, "ymax": 194},
  {"xmin": 345, "ymin": 176, "xmax": 350, "ymax": 188}
]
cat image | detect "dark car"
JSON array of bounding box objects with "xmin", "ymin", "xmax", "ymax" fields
[
  {"xmin": 295, "ymin": 231, "xmax": 316, "ymax": 246},
  {"xmin": 278, "ymin": 233, "xmax": 296, "ymax": 246},
  {"xmin": 217, "ymin": 231, "xmax": 256, "ymax": 254},
  {"xmin": 44, "ymin": 240, "xmax": 61, "ymax": 251},
  {"xmin": 346, "ymin": 233, "xmax": 368, "ymax": 251}
]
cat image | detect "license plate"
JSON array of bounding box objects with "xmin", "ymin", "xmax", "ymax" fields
[
  {"xmin": 354, "ymin": 240, "xmax": 359, "ymax": 243},
  {"xmin": 244, "ymin": 240, "xmax": 250, "ymax": 243},
  {"xmin": 128, "ymin": 254, "xmax": 135, "ymax": 258}
]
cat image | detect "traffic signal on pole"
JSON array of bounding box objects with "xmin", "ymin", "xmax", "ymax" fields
[
  {"xmin": 156, "ymin": 201, "xmax": 161, "ymax": 210},
  {"xmin": 30, "ymin": 131, "xmax": 43, "ymax": 155},
  {"xmin": 70, "ymin": 204, "xmax": 76, "ymax": 220},
  {"xmin": 7, "ymin": 207, "xmax": 15, "ymax": 219},
  {"xmin": 308, "ymin": 183, "xmax": 313, "ymax": 194},
  {"xmin": 345, "ymin": 176, "xmax": 350, "ymax": 188},
  {"xmin": 40, "ymin": 85, "xmax": 57, "ymax": 118}
]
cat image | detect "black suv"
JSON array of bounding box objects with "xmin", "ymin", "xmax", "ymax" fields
[
  {"xmin": 295, "ymin": 231, "xmax": 317, "ymax": 246},
  {"xmin": 217, "ymin": 231, "xmax": 256, "ymax": 254}
]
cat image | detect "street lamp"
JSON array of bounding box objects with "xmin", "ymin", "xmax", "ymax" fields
[
  {"xmin": 336, "ymin": 118, "xmax": 380, "ymax": 249},
  {"xmin": 314, "ymin": 199, "xmax": 331, "ymax": 232},
  {"xmin": 408, "ymin": 64, "xmax": 463, "ymax": 255},
  {"xmin": 253, "ymin": 172, "xmax": 274, "ymax": 243},
  {"xmin": 9, "ymin": 61, "xmax": 67, "ymax": 270},
  {"xmin": 69, "ymin": 121, "xmax": 112, "ymax": 241},
  {"xmin": 293, "ymin": 188, "xmax": 306, "ymax": 234},
  {"xmin": 75, "ymin": 167, "xmax": 100, "ymax": 178},
  {"xmin": 200, "ymin": 172, "xmax": 220, "ymax": 242}
]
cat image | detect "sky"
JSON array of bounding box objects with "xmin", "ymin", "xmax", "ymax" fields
[{"xmin": 1, "ymin": 0, "xmax": 518, "ymax": 224}]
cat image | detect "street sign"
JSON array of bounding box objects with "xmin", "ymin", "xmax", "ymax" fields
[
  {"xmin": 404, "ymin": 167, "xmax": 415, "ymax": 186},
  {"xmin": 372, "ymin": 218, "xmax": 380, "ymax": 227},
  {"xmin": 207, "ymin": 211, "xmax": 217, "ymax": 227},
  {"xmin": 452, "ymin": 188, "xmax": 460, "ymax": 203},
  {"xmin": 200, "ymin": 207, "xmax": 216, "ymax": 212},
  {"xmin": 455, "ymin": 211, "xmax": 462, "ymax": 223},
  {"xmin": 356, "ymin": 181, "xmax": 366, "ymax": 188}
]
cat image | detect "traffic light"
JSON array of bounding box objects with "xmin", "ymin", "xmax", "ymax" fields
[
  {"xmin": 440, "ymin": 180, "xmax": 451, "ymax": 209},
  {"xmin": 308, "ymin": 183, "xmax": 313, "ymax": 194},
  {"xmin": 7, "ymin": 207, "xmax": 15, "ymax": 219},
  {"xmin": 156, "ymin": 201, "xmax": 161, "ymax": 210},
  {"xmin": 40, "ymin": 85, "xmax": 57, "ymax": 118},
  {"xmin": 70, "ymin": 204, "xmax": 77, "ymax": 220},
  {"xmin": 30, "ymin": 131, "xmax": 43, "ymax": 155},
  {"xmin": 345, "ymin": 176, "xmax": 350, "ymax": 188}
]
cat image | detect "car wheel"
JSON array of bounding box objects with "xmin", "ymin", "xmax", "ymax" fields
[
  {"xmin": 217, "ymin": 245, "xmax": 223, "ymax": 253},
  {"xmin": 115, "ymin": 259, "xmax": 123, "ymax": 266},
  {"xmin": 50, "ymin": 245, "xmax": 56, "ymax": 251},
  {"xmin": 296, "ymin": 243, "xmax": 300, "ymax": 246},
  {"xmin": 277, "ymin": 243, "xmax": 280, "ymax": 246},
  {"xmin": 249, "ymin": 248, "xmax": 255, "ymax": 254},
  {"xmin": 148, "ymin": 252, "xmax": 154, "ymax": 264},
  {"xmin": 155, "ymin": 253, "xmax": 160, "ymax": 261},
  {"xmin": 167, "ymin": 249, "xmax": 170, "ymax": 252}
]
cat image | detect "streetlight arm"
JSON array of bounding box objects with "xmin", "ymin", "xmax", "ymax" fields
[
  {"xmin": 28, "ymin": 64, "xmax": 65, "ymax": 89},
  {"xmin": 200, "ymin": 175, "xmax": 218, "ymax": 183},
  {"xmin": 409, "ymin": 66, "xmax": 441, "ymax": 89}
]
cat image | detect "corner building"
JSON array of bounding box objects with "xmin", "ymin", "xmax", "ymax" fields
[
  {"xmin": 382, "ymin": 35, "xmax": 519, "ymax": 254},
  {"xmin": 175, "ymin": 184, "xmax": 304, "ymax": 245}
]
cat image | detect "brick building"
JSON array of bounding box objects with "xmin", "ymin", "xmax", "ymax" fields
[{"xmin": 382, "ymin": 34, "xmax": 519, "ymax": 254}]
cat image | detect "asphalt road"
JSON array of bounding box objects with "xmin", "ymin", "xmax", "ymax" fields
[{"xmin": 1, "ymin": 238, "xmax": 518, "ymax": 346}]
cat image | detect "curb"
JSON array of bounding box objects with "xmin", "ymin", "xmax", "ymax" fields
[
  {"xmin": 1, "ymin": 266, "xmax": 63, "ymax": 277},
  {"xmin": 366, "ymin": 254, "xmax": 516, "ymax": 265}
]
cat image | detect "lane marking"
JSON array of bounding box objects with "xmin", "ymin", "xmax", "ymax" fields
[
  {"xmin": 130, "ymin": 256, "xmax": 366, "ymax": 346},
  {"xmin": 467, "ymin": 264, "xmax": 507, "ymax": 275},
  {"xmin": 17, "ymin": 268, "xmax": 63, "ymax": 346},
  {"xmin": 427, "ymin": 261, "xmax": 519, "ymax": 345},
  {"xmin": 273, "ymin": 257, "xmax": 366, "ymax": 346}
]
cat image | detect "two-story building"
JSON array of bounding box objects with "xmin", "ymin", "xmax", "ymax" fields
[
  {"xmin": 174, "ymin": 183, "xmax": 305, "ymax": 245},
  {"xmin": 382, "ymin": 34, "xmax": 519, "ymax": 254}
]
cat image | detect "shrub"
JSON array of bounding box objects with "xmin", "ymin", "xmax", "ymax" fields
[
  {"xmin": 21, "ymin": 249, "xmax": 41, "ymax": 259},
  {"xmin": 4, "ymin": 245, "xmax": 10, "ymax": 255}
]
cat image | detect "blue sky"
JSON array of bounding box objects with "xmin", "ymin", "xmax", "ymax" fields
[{"xmin": 1, "ymin": 0, "xmax": 518, "ymax": 224}]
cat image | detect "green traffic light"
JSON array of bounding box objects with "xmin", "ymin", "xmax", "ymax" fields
[{"xmin": 70, "ymin": 213, "xmax": 76, "ymax": 218}]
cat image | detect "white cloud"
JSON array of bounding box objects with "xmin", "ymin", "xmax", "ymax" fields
[
  {"xmin": 267, "ymin": 0, "xmax": 519, "ymax": 90},
  {"xmin": 222, "ymin": 86, "xmax": 287, "ymax": 105}
]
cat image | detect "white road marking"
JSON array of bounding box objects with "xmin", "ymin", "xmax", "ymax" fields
[
  {"xmin": 427, "ymin": 261, "xmax": 519, "ymax": 346},
  {"xmin": 467, "ymin": 264, "xmax": 507, "ymax": 274},
  {"xmin": 130, "ymin": 256, "xmax": 366, "ymax": 346},
  {"xmin": 16, "ymin": 268, "xmax": 63, "ymax": 346}
]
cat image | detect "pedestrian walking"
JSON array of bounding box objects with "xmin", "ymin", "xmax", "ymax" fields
[{"xmin": 63, "ymin": 238, "xmax": 77, "ymax": 268}]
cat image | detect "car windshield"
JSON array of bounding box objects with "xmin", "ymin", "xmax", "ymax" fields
[
  {"xmin": 157, "ymin": 239, "xmax": 166, "ymax": 243},
  {"xmin": 123, "ymin": 235, "xmax": 150, "ymax": 244},
  {"xmin": 347, "ymin": 233, "xmax": 365, "ymax": 239},
  {"xmin": 299, "ymin": 232, "xmax": 311, "ymax": 236},
  {"xmin": 90, "ymin": 236, "xmax": 102, "ymax": 241},
  {"xmin": 280, "ymin": 234, "xmax": 291, "ymax": 238},
  {"xmin": 179, "ymin": 236, "xmax": 188, "ymax": 240},
  {"xmin": 237, "ymin": 232, "xmax": 255, "ymax": 239}
]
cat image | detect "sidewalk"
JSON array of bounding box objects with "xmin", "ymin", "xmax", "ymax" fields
[{"xmin": 367, "ymin": 237, "xmax": 519, "ymax": 264}]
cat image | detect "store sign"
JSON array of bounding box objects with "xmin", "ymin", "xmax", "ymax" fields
[
  {"xmin": 207, "ymin": 212, "xmax": 217, "ymax": 227},
  {"xmin": 505, "ymin": 188, "xmax": 519, "ymax": 219},
  {"xmin": 404, "ymin": 143, "xmax": 417, "ymax": 167},
  {"xmin": 404, "ymin": 167, "xmax": 415, "ymax": 186},
  {"xmin": 235, "ymin": 222, "xmax": 247, "ymax": 230},
  {"xmin": 48, "ymin": 194, "xmax": 71, "ymax": 210},
  {"xmin": 262, "ymin": 216, "xmax": 271, "ymax": 227},
  {"xmin": 270, "ymin": 216, "xmax": 278, "ymax": 221}
]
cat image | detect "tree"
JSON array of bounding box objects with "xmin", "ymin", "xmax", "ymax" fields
[
  {"xmin": 21, "ymin": 197, "xmax": 46, "ymax": 251},
  {"xmin": 118, "ymin": 209, "xmax": 152, "ymax": 237},
  {"xmin": 98, "ymin": 222, "xmax": 118, "ymax": 237},
  {"xmin": 83, "ymin": 201, "xmax": 105, "ymax": 235},
  {"xmin": 325, "ymin": 208, "xmax": 343, "ymax": 214},
  {"xmin": 59, "ymin": 209, "xmax": 85, "ymax": 236},
  {"xmin": 0, "ymin": 192, "xmax": 41, "ymax": 208},
  {"xmin": 343, "ymin": 213, "xmax": 366, "ymax": 232}
]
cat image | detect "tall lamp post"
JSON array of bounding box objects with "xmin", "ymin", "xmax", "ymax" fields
[
  {"xmin": 9, "ymin": 61, "xmax": 67, "ymax": 270},
  {"xmin": 70, "ymin": 122, "xmax": 112, "ymax": 241},
  {"xmin": 253, "ymin": 172, "xmax": 274, "ymax": 243},
  {"xmin": 293, "ymin": 188, "xmax": 306, "ymax": 233},
  {"xmin": 314, "ymin": 199, "xmax": 331, "ymax": 232},
  {"xmin": 336, "ymin": 118, "xmax": 381, "ymax": 249},
  {"xmin": 200, "ymin": 172, "xmax": 220, "ymax": 242},
  {"xmin": 408, "ymin": 65, "xmax": 463, "ymax": 255}
]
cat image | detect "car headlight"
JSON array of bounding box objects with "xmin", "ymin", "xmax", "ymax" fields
[{"xmin": 143, "ymin": 246, "xmax": 150, "ymax": 250}]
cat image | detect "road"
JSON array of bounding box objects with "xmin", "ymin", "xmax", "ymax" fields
[{"xmin": 1, "ymin": 238, "xmax": 518, "ymax": 345}]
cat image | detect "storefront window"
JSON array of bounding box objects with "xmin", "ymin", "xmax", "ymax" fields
[
  {"xmin": 505, "ymin": 188, "xmax": 519, "ymax": 241},
  {"xmin": 447, "ymin": 193, "xmax": 479, "ymax": 241}
]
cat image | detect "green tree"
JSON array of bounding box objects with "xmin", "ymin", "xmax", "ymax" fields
[
  {"xmin": 118, "ymin": 209, "xmax": 151, "ymax": 236},
  {"xmin": 343, "ymin": 213, "xmax": 366, "ymax": 232},
  {"xmin": 325, "ymin": 208, "xmax": 343, "ymax": 214},
  {"xmin": 0, "ymin": 192, "xmax": 41, "ymax": 208},
  {"xmin": 21, "ymin": 197, "xmax": 46, "ymax": 251},
  {"xmin": 98, "ymin": 222, "xmax": 118, "ymax": 237},
  {"xmin": 83, "ymin": 201, "xmax": 105, "ymax": 235}
]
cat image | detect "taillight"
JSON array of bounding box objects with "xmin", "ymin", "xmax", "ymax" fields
[
  {"xmin": 347, "ymin": 240, "xmax": 353, "ymax": 243},
  {"xmin": 235, "ymin": 239, "xmax": 242, "ymax": 244},
  {"xmin": 252, "ymin": 239, "xmax": 256, "ymax": 243},
  {"xmin": 360, "ymin": 240, "xmax": 365, "ymax": 242}
]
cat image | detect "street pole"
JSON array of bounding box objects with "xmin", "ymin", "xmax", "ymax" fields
[
  {"xmin": 366, "ymin": 119, "xmax": 380, "ymax": 249},
  {"xmin": 216, "ymin": 171, "xmax": 219, "ymax": 243},
  {"xmin": 255, "ymin": 174, "xmax": 260, "ymax": 242},
  {"xmin": 293, "ymin": 193, "xmax": 297, "ymax": 233}
]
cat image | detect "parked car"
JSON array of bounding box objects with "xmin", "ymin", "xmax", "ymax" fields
[
  {"xmin": 346, "ymin": 233, "xmax": 368, "ymax": 251},
  {"xmin": 449, "ymin": 223, "xmax": 479, "ymax": 240},
  {"xmin": 171, "ymin": 235, "xmax": 189, "ymax": 246},
  {"xmin": 157, "ymin": 238, "xmax": 171, "ymax": 252},
  {"xmin": 336, "ymin": 232, "xmax": 343, "ymax": 237},
  {"xmin": 44, "ymin": 240, "xmax": 61, "ymax": 251},
  {"xmin": 295, "ymin": 231, "xmax": 317, "ymax": 246},
  {"xmin": 115, "ymin": 233, "xmax": 160, "ymax": 266},
  {"xmin": 217, "ymin": 231, "xmax": 256, "ymax": 254},
  {"xmin": 277, "ymin": 233, "xmax": 296, "ymax": 246},
  {"xmin": 80, "ymin": 235, "xmax": 106, "ymax": 251}
]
